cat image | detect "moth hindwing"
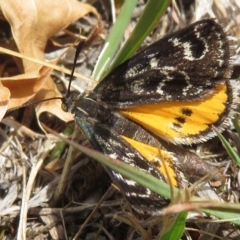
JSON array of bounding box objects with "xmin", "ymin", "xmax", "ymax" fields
[{"xmin": 62, "ymin": 19, "xmax": 236, "ymax": 215}]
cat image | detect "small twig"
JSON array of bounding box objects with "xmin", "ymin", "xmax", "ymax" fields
[
  {"xmin": 16, "ymin": 137, "xmax": 26, "ymax": 240},
  {"xmin": 73, "ymin": 186, "xmax": 114, "ymax": 240},
  {"xmin": 50, "ymin": 125, "xmax": 80, "ymax": 206},
  {"xmin": 2, "ymin": 117, "xmax": 44, "ymax": 139},
  {"xmin": 17, "ymin": 138, "xmax": 55, "ymax": 240},
  {"xmin": 0, "ymin": 47, "xmax": 97, "ymax": 84},
  {"xmin": 27, "ymin": 200, "xmax": 122, "ymax": 216}
]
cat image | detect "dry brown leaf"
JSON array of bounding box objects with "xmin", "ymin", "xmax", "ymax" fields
[
  {"xmin": 1, "ymin": 0, "xmax": 99, "ymax": 71},
  {"xmin": 2, "ymin": 66, "xmax": 51, "ymax": 109},
  {"xmin": 0, "ymin": 81, "xmax": 10, "ymax": 120},
  {"xmin": 0, "ymin": 0, "xmax": 99, "ymax": 122},
  {"xmin": 1, "ymin": 65, "xmax": 73, "ymax": 122}
]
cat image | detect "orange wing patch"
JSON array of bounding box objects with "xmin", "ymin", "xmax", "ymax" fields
[
  {"xmin": 121, "ymin": 135, "xmax": 178, "ymax": 187},
  {"xmin": 121, "ymin": 84, "xmax": 231, "ymax": 145}
]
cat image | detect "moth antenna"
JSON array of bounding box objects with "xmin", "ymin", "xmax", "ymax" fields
[
  {"xmin": 66, "ymin": 40, "xmax": 86, "ymax": 97},
  {"xmin": 7, "ymin": 97, "xmax": 63, "ymax": 113}
]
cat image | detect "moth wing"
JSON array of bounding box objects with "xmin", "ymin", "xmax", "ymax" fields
[
  {"xmin": 120, "ymin": 82, "xmax": 235, "ymax": 144},
  {"xmin": 74, "ymin": 108, "xmax": 168, "ymax": 215},
  {"xmin": 92, "ymin": 19, "xmax": 234, "ymax": 108}
]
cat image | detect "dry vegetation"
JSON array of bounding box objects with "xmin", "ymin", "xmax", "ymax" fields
[{"xmin": 0, "ymin": 0, "xmax": 240, "ymax": 239}]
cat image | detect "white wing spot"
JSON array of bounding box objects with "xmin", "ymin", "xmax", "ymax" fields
[{"xmin": 150, "ymin": 57, "xmax": 158, "ymax": 68}]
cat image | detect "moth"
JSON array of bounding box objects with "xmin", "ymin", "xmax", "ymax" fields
[{"xmin": 62, "ymin": 19, "xmax": 237, "ymax": 215}]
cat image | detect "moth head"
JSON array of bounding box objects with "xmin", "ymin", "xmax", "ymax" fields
[{"xmin": 61, "ymin": 91, "xmax": 82, "ymax": 114}]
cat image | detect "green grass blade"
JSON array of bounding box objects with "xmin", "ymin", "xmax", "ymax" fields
[
  {"xmin": 93, "ymin": 0, "xmax": 171, "ymax": 80},
  {"xmin": 109, "ymin": 0, "xmax": 171, "ymax": 73},
  {"xmin": 214, "ymin": 127, "xmax": 240, "ymax": 166},
  {"xmin": 203, "ymin": 208, "xmax": 240, "ymax": 225},
  {"xmin": 232, "ymin": 114, "xmax": 240, "ymax": 138},
  {"xmin": 92, "ymin": 0, "xmax": 138, "ymax": 80},
  {"xmin": 49, "ymin": 125, "xmax": 74, "ymax": 159},
  {"xmin": 161, "ymin": 211, "xmax": 187, "ymax": 240}
]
